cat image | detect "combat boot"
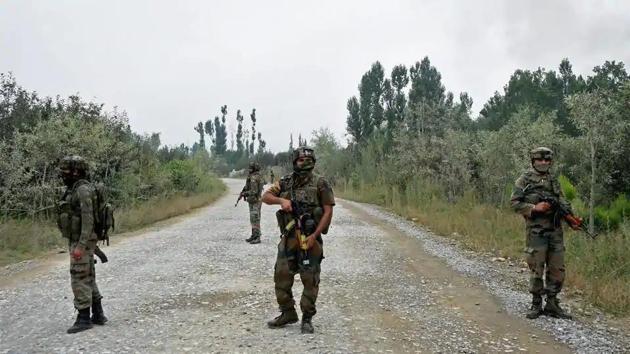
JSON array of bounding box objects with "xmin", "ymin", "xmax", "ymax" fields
[
  {"xmin": 67, "ymin": 308, "xmax": 93, "ymax": 334},
  {"xmin": 248, "ymin": 236, "xmax": 261, "ymax": 244},
  {"xmin": 301, "ymin": 315, "xmax": 314, "ymax": 334},
  {"xmin": 525, "ymin": 295, "xmax": 543, "ymax": 319},
  {"xmin": 544, "ymin": 295, "xmax": 573, "ymax": 319},
  {"xmin": 91, "ymin": 299, "xmax": 108, "ymax": 325},
  {"xmin": 244, "ymin": 235, "xmax": 255, "ymax": 243},
  {"xmin": 267, "ymin": 308, "xmax": 298, "ymax": 328}
]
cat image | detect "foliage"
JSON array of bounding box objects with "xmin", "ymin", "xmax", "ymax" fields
[{"xmin": 0, "ymin": 74, "xmax": 222, "ymax": 220}]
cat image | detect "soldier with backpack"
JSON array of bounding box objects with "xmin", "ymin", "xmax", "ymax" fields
[{"xmin": 57, "ymin": 155, "xmax": 112, "ymax": 333}]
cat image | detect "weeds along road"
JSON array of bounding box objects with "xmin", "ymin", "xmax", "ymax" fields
[{"xmin": 0, "ymin": 179, "xmax": 627, "ymax": 353}]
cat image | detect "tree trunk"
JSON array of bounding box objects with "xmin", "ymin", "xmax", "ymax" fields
[
  {"xmin": 589, "ymin": 139, "xmax": 596, "ymax": 234},
  {"xmin": 40, "ymin": 164, "xmax": 47, "ymax": 221}
]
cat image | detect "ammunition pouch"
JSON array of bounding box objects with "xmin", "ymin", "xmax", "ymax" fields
[
  {"xmin": 56, "ymin": 201, "xmax": 72, "ymax": 239},
  {"xmin": 276, "ymin": 210, "xmax": 294, "ymax": 237}
]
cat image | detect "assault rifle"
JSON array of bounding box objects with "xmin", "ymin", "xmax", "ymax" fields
[
  {"xmin": 530, "ymin": 189, "xmax": 598, "ymax": 239},
  {"xmin": 279, "ymin": 201, "xmax": 317, "ymax": 268},
  {"xmin": 94, "ymin": 246, "xmax": 108, "ymax": 264},
  {"xmin": 235, "ymin": 192, "xmax": 246, "ymax": 207}
]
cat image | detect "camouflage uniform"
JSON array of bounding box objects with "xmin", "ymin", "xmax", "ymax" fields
[
  {"xmin": 242, "ymin": 165, "xmax": 265, "ymax": 243},
  {"xmin": 267, "ymin": 172, "xmax": 335, "ymax": 322},
  {"xmin": 59, "ymin": 180, "xmax": 102, "ymax": 309},
  {"xmin": 510, "ymin": 147, "xmax": 573, "ymax": 319},
  {"xmin": 270, "ymin": 170, "xmax": 275, "ymax": 184}
]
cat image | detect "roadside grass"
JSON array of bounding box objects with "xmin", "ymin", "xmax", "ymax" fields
[
  {"xmin": 116, "ymin": 176, "xmax": 226, "ymax": 233},
  {"xmin": 339, "ymin": 180, "xmax": 630, "ymax": 316},
  {"xmin": 0, "ymin": 178, "xmax": 226, "ymax": 267},
  {"xmin": 0, "ymin": 220, "xmax": 63, "ymax": 266}
]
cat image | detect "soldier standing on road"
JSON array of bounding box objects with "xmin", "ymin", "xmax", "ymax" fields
[
  {"xmin": 57, "ymin": 155, "xmax": 108, "ymax": 333},
  {"xmin": 262, "ymin": 147, "xmax": 335, "ymax": 334},
  {"xmin": 270, "ymin": 169, "xmax": 275, "ymax": 184},
  {"xmin": 242, "ymin": 162, "xmax": 265, "ymax": 244},
  {"xmin": 510, "ymin": 147, "xmax": 579, "ymax": 320}
]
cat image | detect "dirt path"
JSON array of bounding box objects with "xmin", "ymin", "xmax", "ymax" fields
[{"xmin": 0, "ymin": 179, "xmax": 625, "ymax": 353}]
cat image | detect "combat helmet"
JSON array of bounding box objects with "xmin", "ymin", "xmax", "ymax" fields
[
  {"xmin": 292, "ymin": 146, "xmax": 316, "ymax": 163},
  {"xmin": 529, "ymin": 147, "xmax": 554, "ymax": 161},
  {"xmin": 59, "ymin": 155, "xmax": 89, "ymax": 173},
  {"xmin": 248, "ymin": 161, "xmax": 260, "ymax": 172}
]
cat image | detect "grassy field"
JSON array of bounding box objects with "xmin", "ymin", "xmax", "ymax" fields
[
  {"xmin": 339, "ymin": 180, "xmax": 630, "ymax": 315},
  {"xmin": 0, "ymin": 178, "xmax": 226, "ymax": 267}
]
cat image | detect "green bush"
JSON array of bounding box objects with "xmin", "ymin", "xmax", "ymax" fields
[
  {"xmin": 595, "ymin": 194, "xmax": 630, "ymax": 231},
  {"xmin": 559, "ymin": 174, "xmax": 578, "ymax": 201},
  {"xmin": 164, "ymin": 159, "xmax": 202, "ymax": 192}
]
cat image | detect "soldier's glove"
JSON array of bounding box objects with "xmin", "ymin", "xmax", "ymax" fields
[
  {"xmin": 565, "ymin": 214, "xmax": 583, "ymax": 231},
  {"xmin": 532, "ymin": 202, "xmax": 552, "ymax": 214}
]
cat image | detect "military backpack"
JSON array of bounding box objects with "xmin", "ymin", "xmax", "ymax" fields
[{"xmin": 93, "ymin": 182, "xmax": 115, "ymax": 245}]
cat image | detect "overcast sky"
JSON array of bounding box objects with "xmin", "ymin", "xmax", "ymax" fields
[{"xmin": 2, "ymin": 0, "xmax": 629, "ymax": 152}]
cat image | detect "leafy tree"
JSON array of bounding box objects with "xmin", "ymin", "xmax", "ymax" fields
[
  {"xmin": 236, "ymin": 109, "xmax": 244, "ymax": 153},
  {"xmin": 346, "ymin": 96, "xmax": 361, "ymax": 142},
  {"xmin": 391, "ymin": 64, "xmax": 409, "ymax": 122},
  {"xmin": 249, "ymin": 108, "xmax": 256, "ymax": 154},
  {"xmin": 408, "ymin": 57, "xmax": 445, "ymax": 106},
  {"xmin": 194, "ymin": 122, "xmax": 205, "ymax": 148},
  {"xmin": 204, "ymin": 119, "xmax": 214, "ymax": 149},
  {"xmin": 588, "ymin": 61, "xmax": 629, "ymax": 92},
  {"xmin": 566, "ymin": 90, "xmax": 627, "ymax": 234}
]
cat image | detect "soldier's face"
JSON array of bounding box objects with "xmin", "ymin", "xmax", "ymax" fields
[
  {"xmin": 296, "ymin": 157, "xmax": 313, "ymax": 168},
  {"xmin": 533, "ymin": 158, "xmax": 552, "ymax": 172},
  {"xmin": 60, "ymin": 168, "xmax": 80, "ymax": 185}
]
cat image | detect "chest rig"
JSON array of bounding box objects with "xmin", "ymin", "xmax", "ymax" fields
[{"xmin": 275, "ymin": 174, "xmax": 327, "ymax": 238}]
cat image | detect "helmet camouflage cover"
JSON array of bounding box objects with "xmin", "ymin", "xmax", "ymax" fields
[
  {"xmin": 59, "ymin": 155, "xmax": 89, "ymax": 173},
  {"xmin": 529, "ymin": 147, "xmax": 553, "ymax": 160},
  {"xmin": 249, "ymin": 161, "xmax": 260, "ymax": 171},
  {"xmin": 292, "ymin": 147, "xmax": 316, "ymax": 163}
]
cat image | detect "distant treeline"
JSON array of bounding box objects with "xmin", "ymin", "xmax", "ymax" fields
[{"xmin": 189, "ymin": 104, "xmax": 313, "ymax": 177}]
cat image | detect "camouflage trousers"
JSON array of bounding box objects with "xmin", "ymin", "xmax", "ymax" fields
[
  {"xmin": 524, "ymin": 227, "xmax": 565, "ymax": 296},
  {"xmin": 274, "ymin": 235, "xmax": 323, "ymax": 317},
  {"xmin": 248, "ymin": 201, "xmax": 262, "ymax": 237},
  {"xmin": 69, "ymin": 239, "xmax": 102, "ymax": 310}
]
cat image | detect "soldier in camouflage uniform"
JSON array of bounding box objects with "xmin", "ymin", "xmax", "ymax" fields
[
  {"xmin": 270, "ymin": 169, "xmax": 275, "ymax": 184},
  {"xmin": 262, "ymin": 147, "xmax": 335, "ymax": 334},
  {"xmin": 57, "ymin": 155, "xmax": 108, "ymax": 333},
  {"xmin": 242, "ymin": 162, "xmax": 265, "ymax": 244},
  {"xmin": 511, "ymin": 147, "xmax": 578, "ymax": 320}
]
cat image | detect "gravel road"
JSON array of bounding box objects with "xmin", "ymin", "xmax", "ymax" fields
[{"xmin": 1, "ymin": 179, "xmax": 627, "ymax": 353}]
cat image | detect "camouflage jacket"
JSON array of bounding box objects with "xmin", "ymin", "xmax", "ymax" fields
[
  {"xmin": 242, "ymin": 172, "xmax": 265, "ymax": 203},
  {"xmin": 57, "ymin": 179, "xmax": 96, "ymax": 245},
  {"xmin": 510, "ymin": 168, "xmax": 573, "ymax": 230}
]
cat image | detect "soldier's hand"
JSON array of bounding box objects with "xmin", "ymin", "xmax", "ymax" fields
[
  {"xmin": 565, "ymin": 214, "xmax": 583, "ymax": 230},
  {"xmin": 305, "ymin": 234, "xmax": 318, "ymax": 250},
  {"xmin": 532, "ymin": 202, "xmax": 552, "ymax": 214},
  {"xmin": 280, "ymin": 199, "xmax": 292, "ymax": 213},
  {"xmin": 71, "ymin": 247, "xmax": 84, "ymax": 261}
]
